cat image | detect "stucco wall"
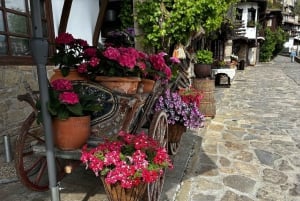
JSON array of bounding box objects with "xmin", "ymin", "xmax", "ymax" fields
[{"xmin": 0, "ymin": 66, "xmax": 53, "ymax": 155}]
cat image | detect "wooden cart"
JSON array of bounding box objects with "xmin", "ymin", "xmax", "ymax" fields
[{"xmin": 14, "ymin": 73, "xmax": 190, "ymax": 201}]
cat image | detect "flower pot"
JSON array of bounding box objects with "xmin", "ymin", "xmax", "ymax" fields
[
  {"xmin": 168, "ymin": 123, "xmax": 186, "ymax": 143},
  {"xmin": 50, "ymin": 69, "xmax": 87, "ymax": 81},
  {"xmin": 52, "ymin": 116, "xmax": 90, "ymax": 150},
  {"xmin": 95, "ymin": 76, "xmax": 141, "ymax": 94},
  {"xmin": 139, "ymin": 78, "xmax": 155, "ymax": 93},
  {"xmin": 101, "ymin": 177, "xmax": 147, "ymax": 201},
  {"xmin": 194, "ymin": 63, "xmax": 212, "ymax": 78}
]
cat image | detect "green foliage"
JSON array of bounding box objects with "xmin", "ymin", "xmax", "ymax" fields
[
  {"xmin": 259, "ymin": 27, "xmax": 287, "ymax": 62},
  {"xmin": 195, "ymin": 50, "xmax": 213, "ymax": 64},
  {"xmin": 135, "ymin": 0, "xmax": 237, "ymax": 52},
  {"xmin": 119, "ymin": 0, "xmax": 134, "ymax": 29}
]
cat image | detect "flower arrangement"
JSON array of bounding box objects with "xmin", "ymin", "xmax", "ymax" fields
[
  {"xmin": 78, "ymin": 45, "xmax": 148, "ymax": 80},
  {"xmin": 37, "ymin": 79, "xmax": 102, "ymax": 122},
  {"xmin": 143, "ymin": 52, "xmax": 179, "ymax": 81},
  {"xmin": 78, "ymin": 45, "xmax": 177, "ymax": 82},
  {"xmin": 80, "ymin": 131, "xmax": 173, "ymax": 188},
  {"xmin": 178, "ymin": 87, "xmax": 204, "ymax": 107},
  {"xmin": 154, "ymin": 89, "xmax": 205, "ymax": 129},
  {"xmin": 51, "ymin": 32, "xmax": 90, "ymax": 76}
]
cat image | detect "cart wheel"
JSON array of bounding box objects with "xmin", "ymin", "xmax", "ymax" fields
[
  {"xmin": 14, "ymin": 112, "xmax": 68, "ymax": 191},
  {"xmin": 168, "ymin": 142, "xmax": 180, "ymax": 155},
  {"xmin": 146, "ymin": 111, "xmax": 168, "ymax": 201}
]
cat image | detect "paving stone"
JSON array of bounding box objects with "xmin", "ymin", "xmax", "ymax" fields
[
  {"xmin": 221, "ymin": 191, "xmax": 253, "ymax": 201},
  {"xmin": 263, "ymin": 168, "xmax": 288, "ymax": 184},
  {"xmin": 289, "ymin": 184, "xmax": 300, "ymax": 196},
  {"xmin": 219, "ymin": 156, "xmax": 231, "ymax": 167},
  {"xmin": 277, "ymin": 160, "xmax": 294, "ymax": 171},
  {"xmin": 257, "ymin": 185, "xmax": 286, "ymax": 201},
  {"xmin": 223, "ymin": 175, "xmax": 256, "ymax": 193},
  {"xmin": 233, "ymin": 151, "xmax": 253, "ymax": 162},
  {"xmin": 193, "ymin": 178, "xmax": 222, "ymax": 191},
  {"xmin": 254, "ymin": 149, "xmax": 282, "ymax": 166},
  {"xmin": 191, "ymin": 193, "xmax": 215, "ymax": 201}
]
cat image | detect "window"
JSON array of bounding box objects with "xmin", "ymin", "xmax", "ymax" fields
[
  {"xmin": 247, "ymin": 7, "xmax": 256, "ymax": 27},
  {"xmin": 236, "ymin": 8, "xmax": 243, "ymax": 21},
  {"xmin": 0, "ymin": 0, "xmax": 54, "ymax": 65}
]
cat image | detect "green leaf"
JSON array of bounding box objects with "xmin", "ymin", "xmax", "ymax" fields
[{"xmin": 67, "ymin": 104, "xmax": 83, "ymax": 116}]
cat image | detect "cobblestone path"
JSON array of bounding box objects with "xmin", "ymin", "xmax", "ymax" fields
[{"xmin": 176, "ymin": 55, "xmax": 300, "ymax": 201}]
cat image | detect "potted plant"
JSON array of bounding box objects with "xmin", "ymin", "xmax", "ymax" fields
[
  {"xmin": 194, "ymin": 49, "xmax": 213, "ymax": 78},
  {"xmin": 50, "ymin": 32, "xmax": 91, "ymax": 80},
  {"xmin": 154, "ymin": 89, "xmax": 205, "ymax": 153},
  {"xmin": 81, "ymin": 130, "xmax": 173, "ymax": 201},
  {"xmin": 37, "ymin": 79, "xmax": 102, "ymax": 150},
  {"xmin": 78, "ymin": 46, "xmax": 177, "ymax": 94}
]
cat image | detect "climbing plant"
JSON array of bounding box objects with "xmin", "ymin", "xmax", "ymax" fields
[{"xmin": 135, "ymin": 0, "xmax": 238, "ymax": 53}]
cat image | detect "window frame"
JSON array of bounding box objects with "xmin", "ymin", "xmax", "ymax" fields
[{"xmin": 0, "ymin": 0, "xmax": 55, "ymax": 65}]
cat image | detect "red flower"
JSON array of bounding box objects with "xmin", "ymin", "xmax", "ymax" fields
[{"xmin": 55, "ymin": 32, "xmax": 74, "ymax": 44}]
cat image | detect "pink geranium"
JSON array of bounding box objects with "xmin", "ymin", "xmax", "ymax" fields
[
  {"xmin": 59, "ymin": 91, "xmax": 79, "ymax": 105},
  {"xmin": 38, "ymin": 79, "xmax": 102, "ymax": 121},
  {"xmin": 81, "ymin": 131, "xmax": 173, "ymax": 189}
]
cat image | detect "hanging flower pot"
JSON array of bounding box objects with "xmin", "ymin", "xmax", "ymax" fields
[
  {"xmin": 95, "ymin": 76, "xmax": 141, "ymax": 94},
  {"xmin": 101, "ymin": 177, "xmax": 147, "ymax": 201},
  {"xmin": 52, "ymin": 116, "xmax": 91, "ymax": 150},
  {"xmin": 168, "ymin": 123, "xmax": 186, "ymax": 143}
]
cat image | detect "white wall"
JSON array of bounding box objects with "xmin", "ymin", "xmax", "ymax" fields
[
  {"xmin": 238, "ymin": 2, "xmax": 258, "ymax": 39},
  {"xmin": 51, "ymin": 0, "xmax": 100, "ymax": 45}
]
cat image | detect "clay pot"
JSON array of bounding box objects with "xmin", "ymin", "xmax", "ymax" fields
[
  {"xmin": 95, "ymin": 76, "xmax": 141, "ymax": 94},
  {"xmin": 52, "ymin": 116, "xmax": 90, "ymax": 150},
  {"xmin": 50, "ymin": 69, "xmax": 87, "ymax": 81}
]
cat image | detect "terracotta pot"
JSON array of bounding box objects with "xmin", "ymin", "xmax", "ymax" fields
[
  {"xmin": 52, "ymin": 116, "xmax": 90, "ymax": 150},
  {"xmin": 50, "ymin": 69, "xmax": 87, "ymax": 81},
  {"xmin": 95, "ymin": 76, "xmax": 141, "ymax": 94},
  {"xmin": 194, "ymin": 63, "xmax": 212, "ymax": 78},
  {"xmin": 101, "ymin": 177, "xmax": 147, "ymax": 201},
  {"xmin": 139, "ymin": 78, "xmax": 155, "ymax": 93},
  {"xmin": 168, "ymin": 123, "xmax": 186, "ymax": 143}
]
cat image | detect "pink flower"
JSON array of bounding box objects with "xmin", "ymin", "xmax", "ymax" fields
[
  {"xmin": 80, "ymin": 130, "xmax": 173, "ymax": 187},
  {"xmin": 103, "ymin": 46, "xmax": 120, "ymax": 61},
  {"xmin": 51, "ymin": 79, "xmax": 73, "ymax": 91},
  {"xmin": 89, "ymin": 57, "xmax": 100, "ymax": 67},
  {"xmin": 84, "ymin": 47, "xmax": 97, "ymax": 57},
  {"xmin": 78, "ymin": 63, "xmax": 88, "ymax": 73},
  {"xmin": 59, "ymin": 92, "xmax": 79, "ymax": 105},
  {"xmin": 170, "ymin": 57, "xmax": 180, "ymax": 64}
]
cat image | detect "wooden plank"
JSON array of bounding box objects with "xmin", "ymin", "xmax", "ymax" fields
[{"xmin": 58, "ymin": 0, "xmax": 73, "ymax": 34}]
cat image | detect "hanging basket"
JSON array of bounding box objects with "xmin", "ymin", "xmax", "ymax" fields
[
  {"xmin": 95, "ymin": 76, "xmax": 141, "ymax": 94},
  {"xmin": 168, "ymin": 123, "xmax": 186, "ymax": 143},
  {"xmin": 101, "ymin": 177, "xmax": 147, "ymax": 201}
]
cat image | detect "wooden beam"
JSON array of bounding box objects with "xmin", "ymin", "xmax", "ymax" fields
[
  {"xmin": 58, "ymin": 0, "xmax": 73, "ymax": 34},
  {"xmin": 93, "ymin": 0, "xmax": 108, "ymax": 46}
]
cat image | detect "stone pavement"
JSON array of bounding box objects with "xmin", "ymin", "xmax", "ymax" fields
[
  {"xmin": 1, "ymin": 55, "xmax": 300, "ymax": 201},
  {"xmin": 176, "ymin": 55, "xmax": 300, "ymax": 201}
]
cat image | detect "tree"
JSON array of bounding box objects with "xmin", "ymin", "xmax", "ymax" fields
[{"xmin": 135, "ymin": 0, "xmax": 238, "ymax": 53}]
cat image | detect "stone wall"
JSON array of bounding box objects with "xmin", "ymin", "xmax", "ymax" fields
[{"xmin": 0, "ymin": 65, "xmax": 53, "ymax": 155}]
